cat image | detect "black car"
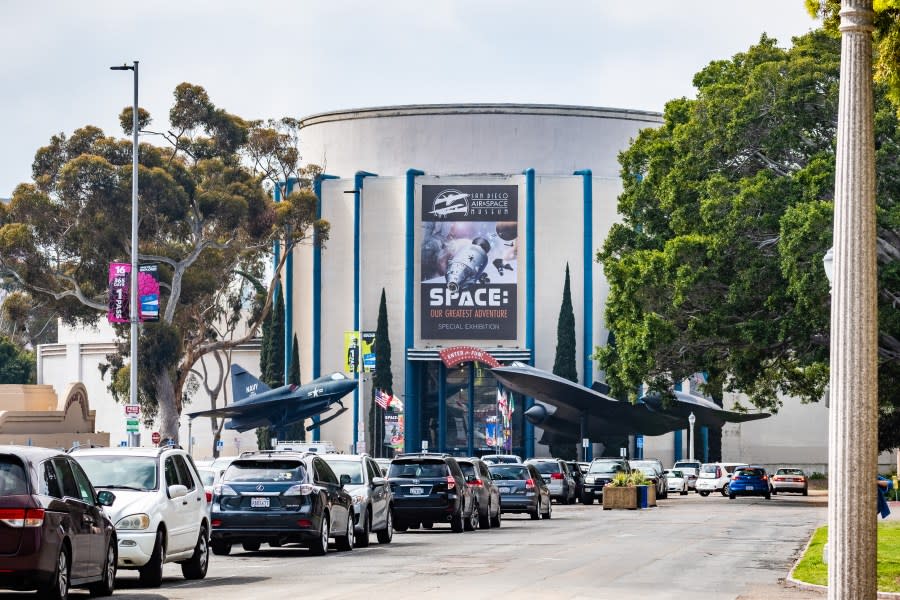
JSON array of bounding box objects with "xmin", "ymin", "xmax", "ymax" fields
[
  {"xmin": 387, "ymin": 453, "xmax": 477, "ymax": 533},
  {"xmin": 566, "ymin": 461, "xmax": 586, "ymax": 503},
  {"xmin": 210, "ymin": 451, "xmax": 355, "ymax": 555},
  {"xmin": 581, "ymin": 458, "xmax": 631, "ymax": 504},
  {"xmin": 488, "ymin": 462, "xmax": 552, "ymax": 520},
  {"xmin": 457, "ymin": 457, "xmax": 502, "ymax": 528},
  {"xmin": 0, "ymin": 445, "xmax": 117, "ymax": 600}
]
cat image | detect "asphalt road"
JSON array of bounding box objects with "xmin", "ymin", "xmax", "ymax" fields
[{"xmin": 2, "ymin": 491, "xmax": 828, "ymax": 600}]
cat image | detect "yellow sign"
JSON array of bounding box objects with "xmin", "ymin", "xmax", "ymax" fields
[{"xmin": 345, "ymin": 331, "xmax": 361, "ymax": 373}]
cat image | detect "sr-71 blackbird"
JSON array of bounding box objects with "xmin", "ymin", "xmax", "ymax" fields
[
  {"xmin": 187, "ymin": 365, "xmax": 356, "ymax": 433},
  {"xmin": 491, "ymin": 363, "xmax": 769, "ymax": 447}
]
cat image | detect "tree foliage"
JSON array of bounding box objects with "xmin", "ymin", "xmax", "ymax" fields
[
  {"xmin": 597, "ymin": 31, "xmax": 900, "ymax": 451},
  {"xmin": 0, "ymin": 83, "xmax": 329, "ymax": 442},
  {"xmin": 371, "ymin": 289, "xmax": 394, "ymax": 457},
  {"xmin": 550, "ymin": 264, "xmax": 578, "ymax": 460},
  {"xmin": 0, "ymin": 335, "xmax": 34, "ymax": 384}
]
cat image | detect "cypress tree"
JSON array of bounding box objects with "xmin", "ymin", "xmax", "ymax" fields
[
  {"xmin": 370, "ymin": 289, "xmax": 393, "ymax": 457},
  {"xmin": 551, "ymin": 264, "xmax": 578, "ymax": 460},
  {"xmin": 256, "ymin": 285, "xmax": 285, "ymax": 450},
  {"xmin": 285, "ymin": 334, "xmax": 305, "ymax": 441}
]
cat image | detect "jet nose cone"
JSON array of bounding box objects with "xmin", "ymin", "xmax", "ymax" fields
[{"xmin": 524, "ymin": 404, "xmax": 548, "ymax": 425}]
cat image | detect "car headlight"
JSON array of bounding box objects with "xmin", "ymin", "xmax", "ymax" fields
[
  {"xmin": 585, "ymin": 477, "xmax": 596, "ymax": 484},
  {"xmin": 116, "ymin": 513, "xmax": 151, "ymax": 530},
  {"xmin": 352, "ymin": 495, "xmax": 365, "ymax": 505}
]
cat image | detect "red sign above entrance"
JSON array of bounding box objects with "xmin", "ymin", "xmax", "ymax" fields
[{"xmin": 438, "ymin": 346, "xmax": 500, "ymax": 369}]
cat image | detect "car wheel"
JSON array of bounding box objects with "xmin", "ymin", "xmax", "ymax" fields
[
  {"xmin": 308, "ymin": 513, "xmax": 330, "ymax": 556},
  {"xmin": 88, "ymin": 541, "xmax": 116, "ymax": 597},
  {"xmin": 138, "ymin": 530, "xmax": 165, "ymax": 588},
  {"xmin": 479, "ymin": 501, "xmax": 492, "ymax": 529},
  {"xmin": 490, "ymin": 504, "xmax": 502, "ymax": 528},
  {"xmin": 210, "ymin": 540, "xmax": 232, "ymax": 555},
  {"xmin": 241, "ymin": 541, "xmax": 260, "ymax": 552},
  {"xmin": 729, "ymin": 493, "xmax": 736, "ymax": 500},
  {"xmin": 542, "ymin": 498, "xmax": 552, "ymax": 519},
  {"xmin": 529, "ymin": 501, "xmax": 540, "ymax": 520},
  {"xmin": 465, "ymin": 503, "xmax": 478, "ymax": 531},
  {"xmin": 582, "ymin": 493, "xmax": 594, "ymax": 505},
  {"xmin": 376, "ymin": 509, "xmax": 393, "ymax": 544},
  {"xmin": 450, "ymin": 510, "xmax": 465, "ymax": 533},
  {"xmin": 394, "ymin": 519, "xmax": 408, "ymax": 533},
  {"xmin": 181, "ymin": 527, "xmax": 209, "ymax": 580},
  {"xmin": 765, "ymin": 492, "xmax": 771, "ymax": 500},
  {"xmin": 721, "ymin": 483, "xmax": 730, "ymax": 496},
  {"xmin": 336, "ymin": 511, "xmax": 354, "ymax": 551},
  {"xmin": 356, "ymin": 509, "xmax": 371, "ymax": 548},
  {"xmin": 681, "ymin": 488, "xmax": 688, "ymax": 495},
  {"xmin": 699, "ymin": 491, "xmax": 709, "ymax": 497},
  {"xmin": 802, "ymin": 487, "xmax": 808, "ymax": 496},
  {"xmin": 421, "ymin": 521, "xmax": 434, "ymax": 529},
  {"xmin": 39, "ymin": 546, "xmax": 69, "ymax": 600}
]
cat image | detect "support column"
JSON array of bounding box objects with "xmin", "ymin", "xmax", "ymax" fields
[
  {"xmin": 404, "ymin": 169, "xmax": 424, "ymax": 453},
  {"xmin": 312, "ymin": 174, "xmax": 339, "ymax": 442},
  {"xmin": 523, "ymin": 168, "xmax": 536, "ymax": 458},
  {"xmin": 827, "ymin": 2, "xmax": 878, "ymax": 598}
]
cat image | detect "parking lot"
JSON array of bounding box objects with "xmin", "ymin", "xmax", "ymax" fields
[{"xmin": 3, "ymin": 490, "xmax": 828, "ymax": 600}]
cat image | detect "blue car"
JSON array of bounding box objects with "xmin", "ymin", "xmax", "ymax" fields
[{"xmin": 728, "ymin": 466, "xmax": 771, "ymax": 500}]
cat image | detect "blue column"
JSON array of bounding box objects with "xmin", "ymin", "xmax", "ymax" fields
[
  {"xmin": 573, "ymin": 170, "xmax": 593, "ymax": 388},
  {"xmin": 312, "ymin": 173, "xmax": 339, "ymax": 441},
  {"xmin": 701, "ymin": 426, "xmax": 709, "ymax": 463},
  {"xmin": 523, "ymin": 168, "xmax": 535, "ymax": 458},
  {"xmin": 673, "ymin": 381, "xmax": 683, "ymax": 461},
  {"xmin": 283, "ymin": 177, "xmax": 298, "ymax": 383},
  {"xmin": 352, "ymin": 171, "xmax": 377, "ymax": 450},
  {"xmin": 404, "ymin": 169, "xmax": 424, "ymax": 452},
  {"xmin": 438, "ymin": 362, "xmax": 446, "ymax": 453},
  {"xmin": 467, "ymin": 362, "xmax": 475, "ymax": 456}
]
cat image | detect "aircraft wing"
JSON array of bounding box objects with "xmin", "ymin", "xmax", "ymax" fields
[{"xmin": 187, "ymin": 393, "xmax": 327, "ymax": 419}]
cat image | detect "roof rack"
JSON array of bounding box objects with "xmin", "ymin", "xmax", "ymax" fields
[
  {"xmin": 393, "ymin": 452, "xmax": 450, "ymax": 458},
  {"xmin": 239, "ymin": 450, "xmax": 311, "ymax": 459}
]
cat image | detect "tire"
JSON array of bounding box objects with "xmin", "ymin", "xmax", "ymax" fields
[
  {"xmin": 772, "ymin": 489, "xmax": 778, "ymax": 496},
  {"xmin": 529, "ymin": 501, "xmax": 540, "ymax": 520},
  {"xmin": 699, "ymin": 491, "xmax": 709, "ymax": 497},
  {"xmin": 182, "ymin": 527, "xmax": 210, "ymax": 580},
  {"xmin": 355, "ymin": 510, "xmax": 370, "ymax": 548},
  {"xmin": 582, "ymin": 494, "xmax": 594, "ymax": 505},
  {"xmin": 376, "ymin": 509, "xmax": 393, "ymax": 544},
  {"xmin": 138, "ymin": 530, "xmax": 165, "ymax": 588},
  {"xmin": 681, "ymin": 487, "xmax": 688, "ymax": 495},
  {"xmin": 38, "ymin": 546, "xmax": 69, "ymax": 600},
  {"xmin": 241, "ymin": 542, "xmax": 260, "ymax": 552},
  {"xmin": 308, "ymin": 513, "xmax": 330, "ymax": 556},
  {"xmin": 211, "ymin": 540, "xmax": 232, "ymax": 556},
  {"xmin": 88, "ymin": 541, "xmax": 116, "ymax": 597},
  {"xmin": 542, "ymin": 498, "xmax": 552, "ymax": 520},
  {"xmin": 451, "ymin": 510, "xmax": 465, "ymax": 533},
  {"xmin": 465, "ymin": 503, "xmax": 478, "ymax": 531},
  {"xmin": 721, "ymin": 484, "xmax": 730, "ymax": 497},
  {"xmin": 729, "ymin": 493, "xmax": 736, "ymax": 500},
  {"xmin": 479, "ymin": 502, "xmax": 491, "ymax": 529},
  {"xmin": 394, "ymin": 520, "xmax": 408, "ymax": 533},
  {"xmin": 421, "ymin": 521, "xmax": 434, "ymax": 530},
  {"xmin": 802, "ymin": 488, "xmax": 808, "ymax": 496},
  {"xmin": 490, "ymin": 504, "xmax": 501, "ymax": 528},
  {"xmin": 336, "ymin": 511, "xmax": 354, "ymax": 552},
  {"xmin": 765, "ymin": 493, "xmax": 771, "ymax": 500}
]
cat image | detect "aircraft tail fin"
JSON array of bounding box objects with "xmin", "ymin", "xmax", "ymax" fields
[{"xmin": 230, "ymin": 364, "xmax": 270, "ymax": 401}]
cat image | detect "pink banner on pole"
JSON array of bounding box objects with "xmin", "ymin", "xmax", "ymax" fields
[{"xmin": 108, "ymin": 263, "xmax": 130, "ymax": 324}]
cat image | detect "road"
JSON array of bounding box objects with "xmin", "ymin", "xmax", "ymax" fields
[{"xmin": 2, "ymin": 491, "xmax": 827, "ymax": 600}]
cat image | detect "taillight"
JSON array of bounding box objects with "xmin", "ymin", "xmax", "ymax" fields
[
  {"xmin": 446, "ymin": 476, "xmax": 456, "ymax": 490},
  {"xmin": 297, "ymin": 519, "xmax": 313, "ymax": 528},
  {"xmin": 716, "ymin": 467, "xmax": 722, "ymax": 478},
  {"xmin": 468, "ymin": 479, "xmax": 484, "ymax": 487},
  {"xmin": 762, "ymin": 475, "xmax": 768, "ymax": 481},
  {"xmin": 0, "ymin": 508, "xmax": 44, "ymax": 528},
  {"xmin": 525, "ymin": 478, "xmax": 535, "ymax": 489},
  {"xmin": 551, "ymin": 473, "xmax": 564, "ymax": 480},
  {"xmin": 211, "ymin": 519, "xmax": 222, "ymax": 528},
  {"xmin": 205, "ymin": 491, "xmax": 212, "ymax": 503}
]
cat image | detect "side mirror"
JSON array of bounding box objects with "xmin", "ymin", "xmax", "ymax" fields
[
  {"xmin": 339, "ymin": 474, "xmax": 352, "ymax": 487},
  {"xmin": 371, "ymin": 476, "xmax": 386, "ymax": 486},
  {"xmin": 168, "ymin": 484, "xmax": 188, "ymax": 499},
  {"xmin": 96, "ymin": 490, "xmax": 116, "ymax": 507}
]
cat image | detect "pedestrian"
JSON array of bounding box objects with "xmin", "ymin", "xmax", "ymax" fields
[{"xmin": 877, "ymin": 475, "xmax": 893, "ymax": 519}]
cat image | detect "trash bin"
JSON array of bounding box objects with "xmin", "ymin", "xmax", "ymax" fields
[{"xmin": 638, "ymin": 485, "xmax": 648, "ymax": 509}]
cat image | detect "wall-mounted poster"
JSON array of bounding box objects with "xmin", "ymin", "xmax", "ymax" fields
[{"xmin": 421, "ymin": 185, "xmax": 518, "ymax": 340}]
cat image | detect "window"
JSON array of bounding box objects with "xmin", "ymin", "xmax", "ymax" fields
[
  {"xmin": 530, "ymin": 461, "xmax": 561, "ymax": 475},
  {"xmin": 41, "ymin": 461, "xmax": 62, "ymax": 498},
  {"xmin": 173, "ymin": 455, "xmax": 195, "ymax": 490},
  {"xmin": 366, "ymin": 459, "xmax": 380, "ymax": 482},
  {"xmin": 488, "ymin": 465, "xmax": 529, "ymax": 481},
  {"xmin": 69, "ymin": 460, "xmax": 97, "ymax": 505},
  {"xmin": 314, "ymin": 459, "xmax": 338, "ymax": 485},
  {"xmin": 0, "ymin": 457, "xmax": 29, "ymax": 496},
  {"xmin": 75, "ymin": 455, "xmax": 158, "ymax": 490},
  {"xmin": 164, "ymin": 457, "xmax": 179, "ymax": 488},
  {"xmin": 223, "ymin": 460, "xmax": 305, "ymax": 483},
  {"xmin": 325, "ymin": 461, "xmax": 364, "ymax": 485},
  {"xmin": 52, "ymin": 458, "xmax": 81, "ymax": 500}
]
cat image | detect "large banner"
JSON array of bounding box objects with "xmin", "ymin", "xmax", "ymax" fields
[
  {"xmin": 108, "ymin": 263, "xmax": 161, "ymax": 324},
  {"xmin": 420, "ymin": 185, "xmax": 518, "ymax": 340}
]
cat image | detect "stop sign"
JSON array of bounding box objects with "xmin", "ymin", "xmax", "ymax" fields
[{"xmin": 151, "ymin": 432, "xmax": 161, "ymax": 445}]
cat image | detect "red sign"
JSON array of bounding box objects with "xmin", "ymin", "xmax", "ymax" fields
[
  {"xmin": 439, "ymin": 346, "xmax": 500, "ymax": 369},
  {"xmin": 124, "ymin": 405, "xmax": 140, "ymax": 415},
  {"xmin": 151, "ymin": 432, "xmax": 161, "ymax": 445}
]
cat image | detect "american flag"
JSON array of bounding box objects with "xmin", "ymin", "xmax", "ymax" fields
[{"xmin": 375, "ymin": 389, "xmax": 392, "ymax": 410}]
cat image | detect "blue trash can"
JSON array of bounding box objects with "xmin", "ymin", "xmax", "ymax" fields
[{"xmin": 638, "ymin": 485, "xmax": 648, "ymax": 509}]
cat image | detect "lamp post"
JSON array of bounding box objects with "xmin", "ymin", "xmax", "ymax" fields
[
  {"xmin": 688, "ymin": 412, "xmax": 696, "ymax": 462},
  {"xmin": 110, "ymin": 61, "xmax": 139, "ymax": 448},
  {"xmin": 826, "ymin": 2, "xmax": 878, "ymax": 597}
]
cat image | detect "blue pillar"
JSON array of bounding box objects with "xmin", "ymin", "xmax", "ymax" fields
[
  {"xmin": 438, "ymin": 362, "xmax": 446, "ymax": 453},
  {"xmin": 312, "ymin": 173, "xmax": 339, "ymax": 441},
  {"xmin": 467, "ymin": 363, "xmax": 475, "ymax": 456},
  {"xmin": 404, "ymin": 169, "xmax": 424, "ymax": 452},
  {"xmin": 352, "ymin": 171, "xmax": 377, "ymax": 451},
  {"xmin": 573, "ymin": 170, "xmax": 593, "ymax": 388},
  {"xmin": 283, "ymin": 177, "xmax": 299, "ymax": 384},
  {"xmin": 701, "ymin": 426, "xmax": 710, "ymax": 463},
  {"xmin": 674, "ymin": 430, "xmax": 683, "ymax": 462},
  {"xmin": 523, "ymin": 168, "xmax": 535, "ymax": 458}
]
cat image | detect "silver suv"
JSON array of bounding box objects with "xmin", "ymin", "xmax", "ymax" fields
[
  {"xmin": 72, "ymin": 446, "xmax": 210, "ymax": 587},
  {"xmin": 320, "ymin": 454, "xmax": 393, "ymax": 547}
]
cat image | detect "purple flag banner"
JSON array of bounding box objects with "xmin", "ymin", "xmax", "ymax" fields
[
  {"xmin": 108, "ymin": 263, "xmax": 130, "ymax": 324},
  {"xmin": 139, "ymin": 264, "xmax": 160, "ymax": 322}
]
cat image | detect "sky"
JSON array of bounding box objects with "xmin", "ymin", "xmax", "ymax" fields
[{"xmin": 0, "ymin": 1, "xmax": 820, "ymax": 198}]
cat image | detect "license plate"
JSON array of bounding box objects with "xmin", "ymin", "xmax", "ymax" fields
[
  {"xmin": 250, "ymin": 497, "xmax": 270, "ymax": 508},
  {"xmin": 409, "ymin": 487, "xmax": 424, "ymax": 495},
  {"xmin": 499, "ymin": 487, "xmax": 511, "ymax": 494}
]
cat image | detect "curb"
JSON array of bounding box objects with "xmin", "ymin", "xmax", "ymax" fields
[{"xmin": 786, "ymin": 524, "xmax": 900, "ymax": 599}]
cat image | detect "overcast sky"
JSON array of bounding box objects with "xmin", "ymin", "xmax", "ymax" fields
[{"xmin": 0, "ymin": 1, "xmax": 819, "ymax": 197}]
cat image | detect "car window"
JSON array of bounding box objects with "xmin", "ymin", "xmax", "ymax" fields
[
  {"xmin": 589, "ymin": 461, "xmax": 625, "ymax": 474},
  {"xmin": 41, "ymin": 460, "xmax": 62, "ymax": 498},
  {"xmin": 489, "ymin": 465, "xmax": 529, "ymax": 480},
  {"xmin": 164, "ymin": 457, "xmax": 180, "ymax": 487},
  {"xmin": 69, "ymin": 460, "xmax": 97, "ymax": 505},
  {"xmin": 52, "ymin": 458, "xmax": 82, "ymax": 500},
  {"xmin": 700, "ymin": 464, "xmax": 718, "ymax": 474},
  {"xmin": 388, "ymin": 460, "xmax": 449, "ymax": 479},
  {"xmin": 224, "ymin": 460, "xmax": 306, "ymax": 482},
  {"xmin": 314, "ymin": 458, "xmax": 339, "ymax": 485},
  {"xmin": 366, "ymin": 459, "xmax": 380, "ymax": 481},
  {"xmin": 734, "ymin": 468, "xmax": 765, "ymax": 478},
  {"xmin": 479, "ymin": 462, "xmax": 492, "ymax": 479},
  {"xmin": 777, "ymin": 468, "xmax": 805, "ymax": 476},
  {"xmin": 723, "ymin": 464, "xmax": 746, "ymax": 474},
  {"xmin": 458, "ymin": 462, "xmax": 476, "ymax": 479},
  {"xmin": 325, "ymin": 460, "xmax": 364, "ymax": 484},
  {"xmin": 197, "ymin": 468, "xmax": 216, "ymax": 487},
  {"xmin": 75, "ymin": 455, "xmax": 158, "ymax": 490},
  {"xmin": 529, "ymin": 461, "xmax": 560, "ymax": 475},
  {"xmin": 0, "ymin": 456, "xmax": 29, "ymax": 496},
  {"xmin": 173, "ymin": 455, "xmax": 196, "ymax": 490},
  {"xmin": 667, "ymin": 470, "xmax": 684, "ymax": 478}
]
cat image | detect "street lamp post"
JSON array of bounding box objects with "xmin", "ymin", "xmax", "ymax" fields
[
  {"xmin": 688, "ymin": 412, "xmax": 696, "ymax": 462},
  {"xmin": 111, "ymin": 61, "xmax": 139, "ymax": 448}
]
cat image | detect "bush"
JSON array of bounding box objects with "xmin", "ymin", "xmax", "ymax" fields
[{"xmin": 809, "ymin": 472, "xmax": 827, "ymax": 480}]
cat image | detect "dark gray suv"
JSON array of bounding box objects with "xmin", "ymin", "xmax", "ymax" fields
[
  {"xmin": 387, "ymin": 454, "xmax": 477, "ymax": 533},
  {"xmin": 457, "ymin": 457, "xmax": 502, "ymax": 529}
]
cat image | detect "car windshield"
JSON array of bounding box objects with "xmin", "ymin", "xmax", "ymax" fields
[
  {"xmin": 734, "ymin": 468, "xmax": 765, "ymax": 478},
  {"xmin": 630, "ymin": 461, "xmax": 660, "ymax": 473},
  {"xmin": 388, "ymin": 461, "xmax": 448, "ymax": 479},
  {"xmin": 700, "ymin": 464, "xmax": 718, "ymax": 474},
  {"xmin": 637, "ymin": 467, "xmax": 658, "ymax": 477},
  {"xmin": 529, "ymin": 462, "xmax": 560, "ymax": 475},
  {"xmin": 777, "ymin": 469, "xmax": 805, "ymax": 476},
  {"xmin": 0, "ymin": 457, "xmax": 28, "ymax": 495},
  {"xmin": 667, "ymin": 470, "xmax": 684, "ymax": 478},
  {"xmin": 76, "ymin": 455, "xmax": 159, "ymax": 490},
  {"xmin": 197, "ymin": 468, "xmax": 216, "ymax": 487},
  {"xmin": 488, "ymin": 465, "xmax": 530, "ymax": 480},
  {"xmin": 589, "ymin": 461, "xmax": 624, "ymax": 474},
  {"xmin": 324, "ymin": 460, "xmax": 364, "ymax": 484},
  {"xmin": 224, "ymin": 460, "xmax": 306, "ymax": 483},
  {"xmin": 674, "ymin": 462, "xmax": 700, "ymax": 470},
  {"xmin": 484, "ymin": 455, "xmax": 520, "ymax": 464}
]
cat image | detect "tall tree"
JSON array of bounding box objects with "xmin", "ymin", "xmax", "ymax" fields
[
  {"xmin": 551, "ymin": 264, "xmax": 578, "ymax": 460},
  {"xmin": 0, "ymin": 335, "xmax": 34, "ymax": 384},
  {"xmin": 597, "ymin": 31, "xmax": 900, "ymax": 451},
  {"xmin": 371, "ymin": 289, "xmax": 393, "ymax": 457},
  {"xmin": 0, "ymin": 83, "xmax": 329, "ymax": 442},
  {"xmin": 285, "ymin": 333, "xmax": 306, "ymax": 442},
  {"xmin": 255, "ymin": 287, "xmax": 285, "ymax": 450}
]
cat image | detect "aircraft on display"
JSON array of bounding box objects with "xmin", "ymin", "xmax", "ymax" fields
[
  {"xmin": 490, "ymin": 363, "xmax": 770, "ymax": 447},
  {"xmin": 187, "ymin": 365, "xmax": 357, "ymax": 434}
]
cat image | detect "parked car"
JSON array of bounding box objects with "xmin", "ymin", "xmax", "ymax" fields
[
  {"xmin": 0, "ymin": 445, "xmax": 118, "ymax": 600},
  {"xmin": 672, "ymin": 460, "xmax": 701, "ymax": 491},
  {"xmin": 565, "ymin": 461, "xmax": 586, "ymax": 503},
  {"xmin": 525, "ymin": 458, "xmax": 576, "ymax": 504},
  {"xmin": 488, "ymin": 462, "xmax": 551, "ymax": 520},
  {"xmin": 771, "ymin": 468, "xmax": 808, "ymax": 495},
  {"xmin": 73, "ymin": 445, "xmax": 210, "ymax": 587},
  {"xmin": 320, "ymin": 454, "xmax": 394, "ymax": 546},
  {"xmin": 664, "ymin": 469, "xmax": 689, "ymax": 495},
  {"xmin": 480, "ymin": 454, "xmax": 522, "ymax": 465},
  {"xmin": 197, "ymin": 466, "xmax": 217, "ymax": 503},
  {"xmin": 209, "ymin": 451, "xmax": 355, "ymax": 555},
  {"xmin": 457, "ymin": 457, "xmax": 502, "ymax": 528},
  {"xmin": 374, "ymin": 458, "xmax": 392, "ymax": 476},
  {"xmin": 695, "ymin": 462, "xmax": 747, "ymax": 497},
  {"xmin": 629, "ymin": 459, "xmax": 668, "ymax": 499},
  {"xmin": 387, "ymin": 453, "xmax": 477, "ymax": 533},
  {"xmin": 581, "ymin": 458, "xmax": 631, "ymax": 504},
  {"xmin": 728, "ymin": 466, "xmax": 772, "ymax": 500}
]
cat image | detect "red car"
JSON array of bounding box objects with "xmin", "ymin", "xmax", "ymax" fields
[{"xmin": 0, "ymin": 445, "xmax": 117, "ymax": 600}]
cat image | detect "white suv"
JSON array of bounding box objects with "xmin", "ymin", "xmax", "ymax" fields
[
  {"xmin": 72, "ymin": 446, "xmax": 210, "ymax": 587},
  {"xmin": 695, "ymin": 462, "xmax": 747, "ymax": 497}
]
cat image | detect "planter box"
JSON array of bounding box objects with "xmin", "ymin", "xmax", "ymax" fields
[{"xmin": 603, "ymin": 486, "xmax": 638, "ymax": 509}]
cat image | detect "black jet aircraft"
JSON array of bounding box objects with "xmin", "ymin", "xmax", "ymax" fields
[
  {"xmin": 188, "ymin": 365, "xmax": 357, "ymax": 434},
  {"xmin": 491, "ymin": 363, "xmax": 769, "ymax": 446}
]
